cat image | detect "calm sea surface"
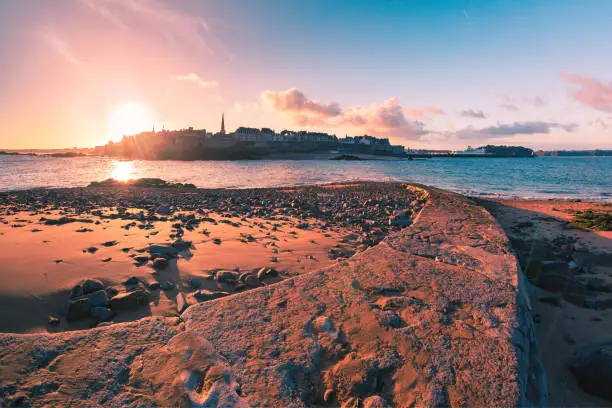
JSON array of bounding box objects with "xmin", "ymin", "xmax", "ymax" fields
[{"xmin": 1, "ymin": 155, "xmax": 611, "ymax": 201}]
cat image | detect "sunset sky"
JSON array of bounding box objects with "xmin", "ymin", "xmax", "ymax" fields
[{"xmin": 1, "ymin": 0, "xmax": 611, "ymax": 150}]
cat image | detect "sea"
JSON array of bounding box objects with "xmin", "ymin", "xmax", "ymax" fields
[{"xmin": 1, "ymin": 155, "xmax": 611, "ymax": 201}]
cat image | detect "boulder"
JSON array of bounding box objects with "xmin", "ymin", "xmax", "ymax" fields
[
  {"xmin": 176, "ymin": 292, "xmax": 190, "ymax": 313},
  {"xmin": 90, "ymin": 307, "xmax": 115, "ymax": 322},
  {"xmin": 172, "ymin": 239, "xmax": 192, "ymax": 251},
  {"xmin": 193, "ymin": 290, "xmax": 230, "ymax": 302},
  {"xmin": 161, "ymin": 281, "xmax": 176, "ymax": 291},
  {"xmin": 257, "ymin": 267, "xmax": 278, "ymax": 280},
  {"xmin": 152, "ymin": 258, "xmax": 169, "ymax": 270},
  {"xmin": 124, "ymin": 276, "xmax": 140, "ymax": 285},
  {"xmin": 82, "ymin": 279, "xmax": 104, "ymax": 294},
  {"xmin": 569, "ymin": 339, "xmax": 612, "ymax": 402},
  {"xmin": 109, "ymin": 289, "xmax": 150, "ymax": 311},
  {"xmin": 216, "ymin": 270, "xmax": 238, "ymax": 283},
  {"xmin": 82, "ymin": 290, "xmax": 108, "ymax": 308},
  {"xmin": 244, "ymin": 275, "xmax": 260, "ymax": 288},
  {"xmin": 148, "ymin": 244, "xmax": 178, "ymax": 258},
  {"xmin": 66, "ymin": 298, "xmax": 92, "ymax": 322}
]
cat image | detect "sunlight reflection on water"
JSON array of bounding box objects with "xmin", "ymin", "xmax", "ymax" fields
[{"xmin": 110, "ymin": 161, "xmax": 136, "ymax": 182}]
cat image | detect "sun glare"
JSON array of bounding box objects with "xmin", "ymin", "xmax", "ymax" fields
[
  {"xmin": 107, "ymin": 102, "xmax": 154, "ymax": 142},
  {"xmin": 110, "ymin": 161, "xmax": 136, "ymax": 182}
]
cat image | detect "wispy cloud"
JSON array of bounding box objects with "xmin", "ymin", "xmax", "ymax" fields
[
  {"xmin": 171, "ymin": 73, "xmax": 218, "ymax": 89},
  {"xmin": 403, "ymin": 106, "xmax": 445, "ymax": 117},
  {"xmin": 457, "ymin": 121, "xmax": 577, "ymax": 139},
  {"xmin": 261, "ymin": 88, "xmax": 429, "ymax": 140},
  {"xmin": 40, "ymin": 32, "xmax": 89, "ymax": 79},
  {"xmin": 563, "ymin": 73, "xmax": 612, "ymax": 113},
  {"xmin": 498, "ymin": 95, "xmax": 546, "ymax": 111},
  {"xmin": 78, "ymin": 0, "xmax": 230, "ymax": 59},
  {"xmin": 459, "ymin": 109, "xmax": 486, "ymax": 119}
]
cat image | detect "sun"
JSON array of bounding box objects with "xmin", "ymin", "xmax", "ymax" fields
[{"xmin": 107, "ymin": 102, "xmax": 154, "ymax": 142}]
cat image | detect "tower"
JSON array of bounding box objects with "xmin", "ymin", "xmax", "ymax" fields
[{"xmin": 220, "ymin": 113, "xmax": 226, "ymax": 135}]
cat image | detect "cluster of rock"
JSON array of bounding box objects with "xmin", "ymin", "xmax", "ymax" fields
[
  {"xmin": 88, "ymin": 177, "xmax": 196, "ymax": 189},
  {"xmin": 60, "ymin": 278, "xmax": 150, "ymax": 325},
  {"xmin": 0, "ymin": 182, "xmax": 424, "ymax": 249}
]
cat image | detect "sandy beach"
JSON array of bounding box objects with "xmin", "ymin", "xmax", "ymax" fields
[
  {"xmin": 481, "ymin": 198, "xmax": 612, "ymax": 406},
  {"xmin": 0, "ymin": 182, "xmax": 424, "ymax": 333}
]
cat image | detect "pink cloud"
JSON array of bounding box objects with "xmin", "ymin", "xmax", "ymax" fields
[
  {"xmin": 563, "ymin": 73, "xmax": 612, "ymax": 112},
  {"xmin": 403, "ymin": 106, "xmax": 445, "ymax": 117},
  {"xmin": 261, "ymin": 89, "xmax": 429, "ymax": 140},
  {"xmin": 261, "ymin": 88, "xmax": 342, "ymax": 117}
]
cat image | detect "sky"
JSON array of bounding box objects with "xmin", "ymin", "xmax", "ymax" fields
[{"xmin": 1, "ymin": 0, "xmax": 611, "ymax": 150}]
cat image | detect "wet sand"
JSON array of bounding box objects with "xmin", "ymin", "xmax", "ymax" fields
[{"xmin": 0, "ymin": 182, "xmax": 423, "ymax": 333}]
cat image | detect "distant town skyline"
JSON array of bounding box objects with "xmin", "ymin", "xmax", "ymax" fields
[{"xmin": 1, "ymin": 0, "xmax": 612, "ymax": 150}]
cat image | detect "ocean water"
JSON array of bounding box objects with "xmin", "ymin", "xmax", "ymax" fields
[{"xmin": 0, "ymin": 155, "xmax": 611, "ymax": 201}]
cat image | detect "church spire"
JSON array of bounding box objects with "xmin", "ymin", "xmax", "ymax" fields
[{"xmin": 221, "ymin": 113, "xmax": 226, "ymax": 135}]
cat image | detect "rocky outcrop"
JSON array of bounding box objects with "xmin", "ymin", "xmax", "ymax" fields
[{"xmin": 0, "ymin": 185, "xmax": 545, "ymax": 407}]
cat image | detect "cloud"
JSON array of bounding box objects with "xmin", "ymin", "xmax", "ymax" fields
[
  {"xmin": 403, "ymin": 106, "xmax": 445, "ymax": 117},
  {"xmin": 457, "ymin": 121, "xmax": 577, "ymax": 139},
  {"xmin": 563, "ymin": 73, "xmax": 612, "ymax": 113},
  {"xmin": 498, "ymin": 95, "xmax": 546, "ymax": 111},
  {"xmin": 261, "ymin": 88, "xmax": 342, "ymax": 117},
  {"xmin": 171, "ymin": 73, "xmax": 218, "ymax": 88},
  {"xmin": 40, "ymin": 32, "xmax": 89, "ymax": 79},
  {"xmin": 459, "ymin": 109, "xmax": 486, "ymax": 119},
  {"xmin": 78, "ymin": 0, "xmax": 230, "ymax": 59},
  {"xmin": 261, "ymin": 89, "xmax": 429, "ymax": 140}
]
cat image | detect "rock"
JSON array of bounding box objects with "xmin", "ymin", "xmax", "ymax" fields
[
  {"xmin": 148, "ymin": 244, "xmax": 178, "ymax": 258},
  {"xmin": 152, "ymin": 258, "xmax": 169, "ymax": 270},
  {"xmin": 189, "ymin": 277, "xmax": 202, "ymax": 289},
  {"xmin": 133, "ymin": 255, "xmax": 150, "ymax": 264},
  {"xmin": 48, "ymin": 315, "xmax": 60, "ymax": 326},
  {"xmin": 172, "ymin": 239, "xmax": 192, "ymax": 251},
  {"xmin": 82, "ymin": 279, "xmax": 104, "ymax": 294},
  {"xmin": 82, "ymin": 290, "xmax": 109, "ymax": 308},
  {"xmin": 161, "ymin": 281, "xmax": 176, "ymax": 291},
  {"xmin": 323, "ymin": 389, "xmax": 335, "ymax": 402},
  {"xmin": 389, "ymin": 217, "xmax": 412, "ymax": 227},
  {"xmin": 363, "ymin": 396, "xmax": 389, "ymax": 408},
  {"xmin": 244, "ymin": 275, "xmax": 260, "ymax": 287},
  {"xmin": 8, "ymin": 392, "xmax": 29, "ymax": 407},
  {"xmin": 216, "ymin": 270, "xmax": 238, "ymax": 283},
  {"xmin": 176, "ymin": 292, "xmax": 189, "ymax": 313},
  {"xmin": 90, "ymin": 307, "xmax": 115, "ymax": 322},
  {"xmin": 109, "ymin": 289, "xmax": 150, "ymax": 311},
  {"xmin": 148, "ymin": 281, "xmax": 161, "ymax": 290},
  {"xmin": 193, "ymin": 290, "xmax": 230, "ymax": 302},
  {"xmin": 378, "ymin": 310, "xmax": 403, "ymax": 328},
  {"xmin": 313, "ymin": 316, "xmax": 333, "ymax": 333},
  {"xmin": 106, "ymin": 287, "xmax": 119, "ymax": 297},
  {"xmin": 101, "ymin": 240, "xmax": 118, "ymax": 247},
  {"xmin": 569, "ymin": 339, "xmax": 612, "ymax": 402},
  {"xmin": 156, "ymin": 205, "xmax": 171, "ymax": 215},
  {"xmin": 257, "ymin": 267, "xmax": 278, "ymax": 280},
  {"xmin": 66, "ymin": 298, "xmax": 92, "ymax": 322},
  {"xmin": 69, "ymin": 284, "xmax": 83, "ymax": 299},
  {"xmin": 124, "ymin": 276, "xmax": 140, "ymax": 285}
]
